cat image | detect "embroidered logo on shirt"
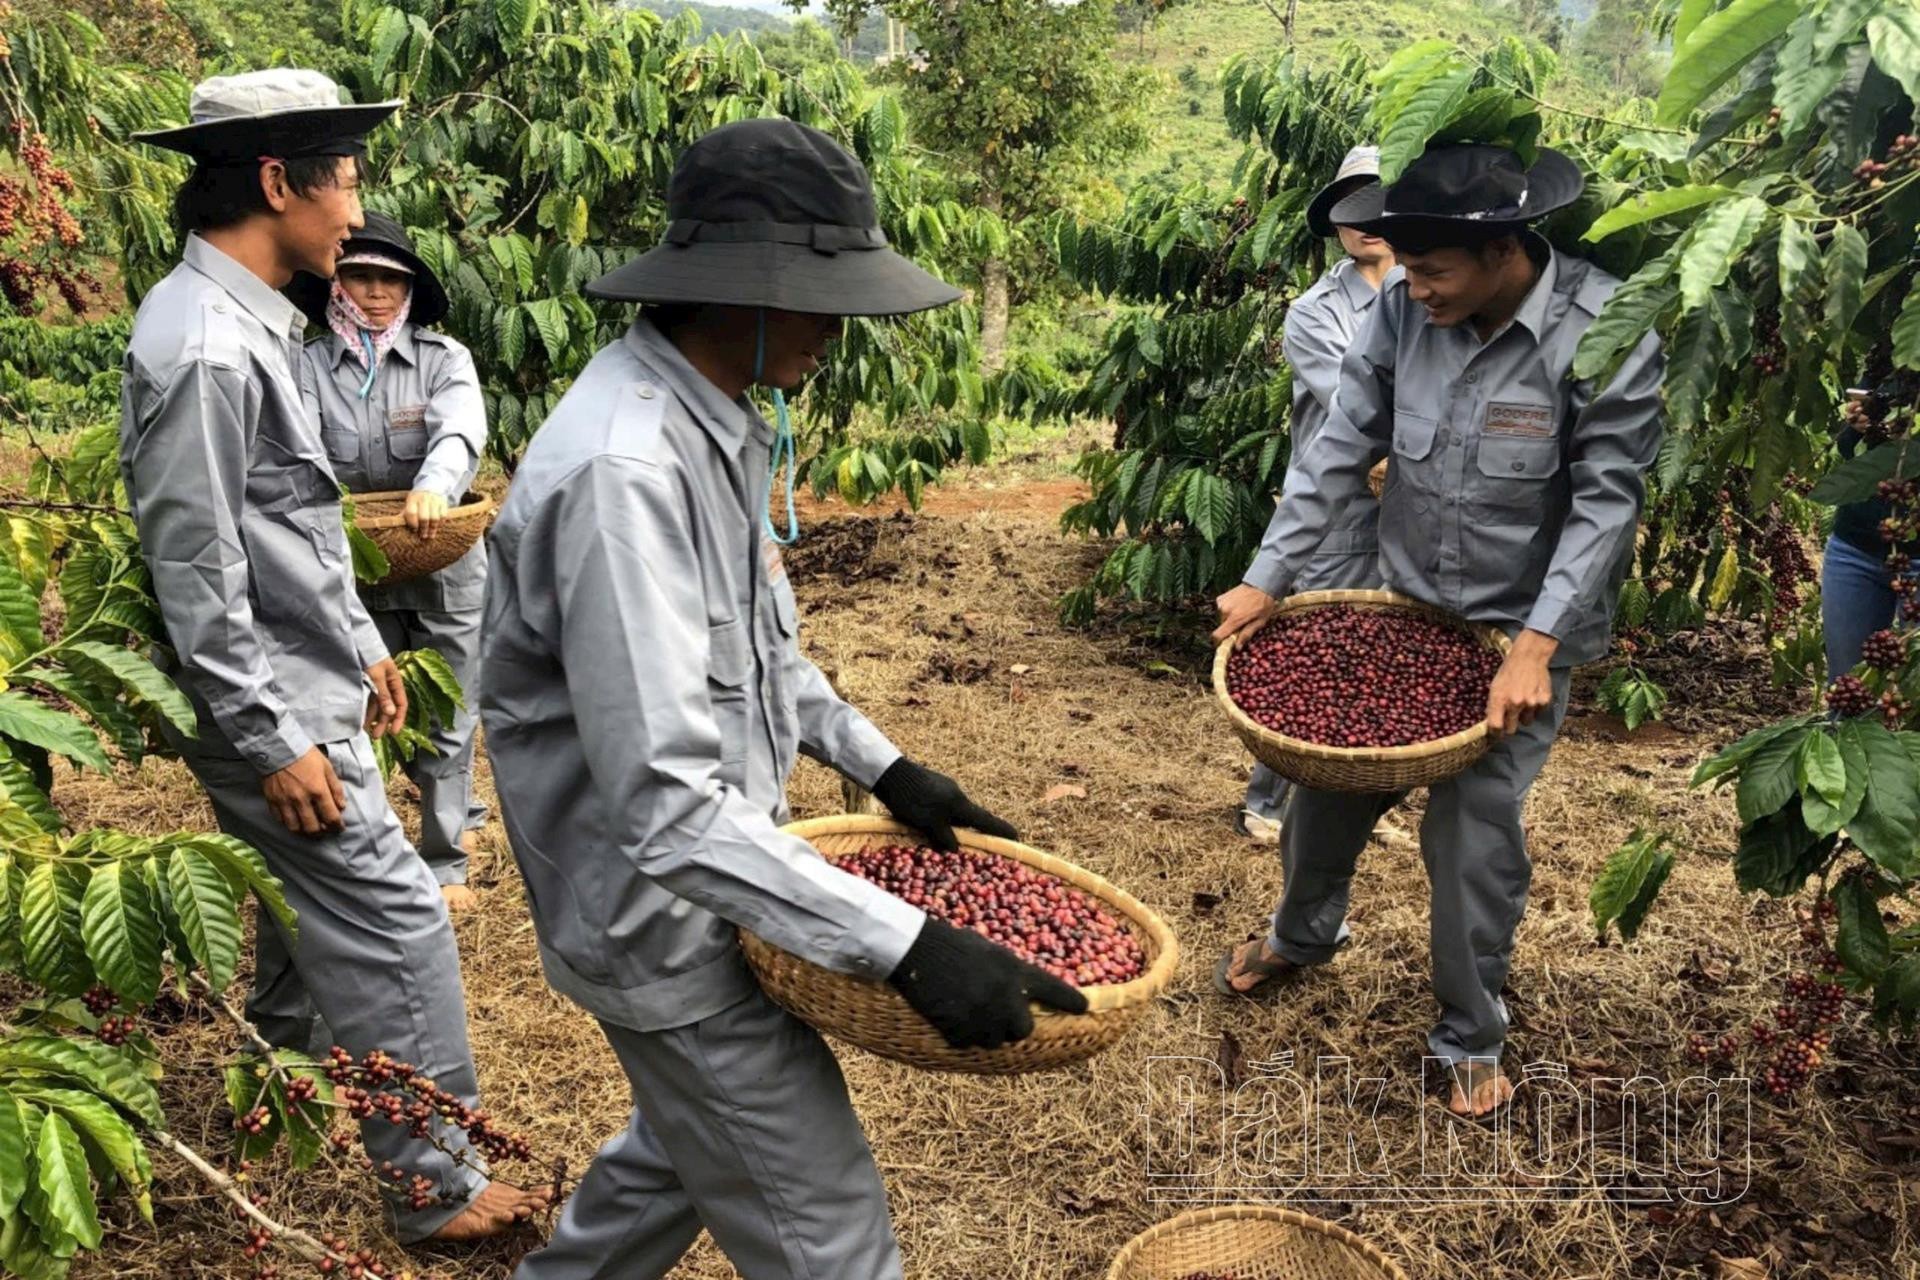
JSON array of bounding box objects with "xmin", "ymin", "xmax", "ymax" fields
[
  {"xmin": 1483, "ymin": 402, "xmax": 1555, "ymax": 438},
  {"xmin": 388, "ymin": 406, "xmax": 427, "ymax": 431}
]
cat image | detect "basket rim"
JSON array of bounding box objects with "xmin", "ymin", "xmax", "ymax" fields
[
  {"xmin": 351, "ymin": 489, "xmax": 496, "ymax": 532},
  {"xmin": 1212, "ymin": 588, "xmax": 1512, "ymax": 765},
  {"xmin": 1104, "ymin": 1203, "xmax": 1411, "ymax": 1280},
  {"xmin": 776, "ymin": 815, "xmax": 1180, "ymax": 1015}
]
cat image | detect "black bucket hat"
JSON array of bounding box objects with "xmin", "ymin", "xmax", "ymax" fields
[
  {"xmin": 1330, "ymin": 143, "xmax": 1584, "ymax": 242},
  {"xmin": 285, "ymin": 210, "xmax": 449, "ymax": 328},
  {"xmin": 586, "ymin": 118, "xmax": 962, "ymax": 317},
  {"xmin": 134, "ymin": 69, "xmax": 397, "ymax": 165}
]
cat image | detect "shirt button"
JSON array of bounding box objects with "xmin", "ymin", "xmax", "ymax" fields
[
  {"xmin": 212, "ymin": 302, "xmax": 228, "ymax": 314},
  {"xmin": 1512, "ymin": 460, "xmax": 1525, "ymax": 473},
  {"xmin": 636, "ymin": 385, "xmax": 655, "ymax": 399}
]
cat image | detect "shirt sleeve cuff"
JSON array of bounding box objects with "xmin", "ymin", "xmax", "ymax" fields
[
  {"xmin": 1241, "ymin": 553, "xmax": 1292, "ymax": 599},
  {"xmin": 1523, "ymin": 592, "xmax": 1576, "ymax": 642},
  {"xmin": 847, "ymin": 890, "xmax": 926, "ymax": 981},
  {"xmin": 233, "ymin": 719, "xmax": 317, "ymax": 777}
]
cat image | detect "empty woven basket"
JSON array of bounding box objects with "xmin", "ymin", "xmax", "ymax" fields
[
  {"xmin": 1213, "ymin": 589, "xmax": 1511, "ymax": 793},
  {"xmin": 740, "ymin": 816, "xmax": 1179, "ymax": 1075},
  {"xmin": 1105, "ymin": 1205, "xmax": 1409, "ymax": 1280},
  {"xmin": 351, "ymin": 490, "xmax": 495, "ymax": 585}
]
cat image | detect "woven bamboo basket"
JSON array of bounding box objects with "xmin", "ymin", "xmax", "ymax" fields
[
  {"xmin": 1105, "ymin": 1205, "xmax": 1409, "ymax": 1280},
  {"xmin": 1366, "ymin": 457, "xmax": 1389, "ymax": 499},
  {"xmin": 1213, "ymin": 589, "xmax": 1511, "ymax": 793},
  {"xmin": 740, "ymin": 816, "xmax": 1179, "ymax": 1075},
  {"xmin": 351, "ymin": 490, "xmax": 496, "ymax": 585}
]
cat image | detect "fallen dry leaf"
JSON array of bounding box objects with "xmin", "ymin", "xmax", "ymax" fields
[
  {"xmin": 1041, "ymin": 783, "xmax": 1088, "ymax": 804},
  {"xmin": 1010, "ymin": 663, "xmax": 1033, "ymax": 675},
  {"xmin": 1216, "ymin": 1028, "xmax": 1249, "ymax": 1090},
  {"xmin": 1710, "ymin": 1253, "xmax": 1770, "ymax": 1279}
]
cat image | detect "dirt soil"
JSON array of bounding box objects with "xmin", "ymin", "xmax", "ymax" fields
[{"xmin": 61, "ymin": 497, "xmax": 1920, "ymax": 1280}]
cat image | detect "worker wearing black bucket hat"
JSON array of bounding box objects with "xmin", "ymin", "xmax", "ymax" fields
[
  {"xmin": 285, "ymin": 212, "xmax": 490, "ymax": 912},
  {"xmin": 1213, "ymin": 141, "xmax": 1665, "ymax": 1121},
  {"xmin": 120, "ymin": 69, "xmax": 549, "ymax": 1244},
  {"xmin": 483, "ymin": 118, "xmax": 1084, "ymax": 1280}
]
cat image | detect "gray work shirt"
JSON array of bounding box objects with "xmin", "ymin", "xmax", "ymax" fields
[
  {"xmin": 480, "ymin": 318, "xmax": 925, "ymax": 1033},
  {"xmin": 1245, "ymin": 240, "xmax": 1664, "ymax": 666},
  {"xmin": 1283, "ymin": 258, "xmax": 1381, "ymax": 572},
  {"xmin": 119, "ymin": 236, "xmax": 386, "ymax": 774},
  {"xmin": 299, "ymin": 328, "xmax": 488, "ymax": 612}
]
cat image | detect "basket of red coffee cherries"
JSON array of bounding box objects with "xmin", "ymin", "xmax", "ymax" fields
[
  {"xmin": 1105, "ymin": 1205, "xmax": 1408, "ymax": 1280},
  {"xmin": 1214, "ymin": 589, "xmax": 1510, "ymax": 793},
  {"xmin": 740, "ymin": 817, "xmax": 1178, "ymax": 1074}
]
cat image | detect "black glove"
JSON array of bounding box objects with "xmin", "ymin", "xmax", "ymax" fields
[
  {"xmin": 870, "ymin": 758, "xmax": 1017, "ymax": 852},
  {"xmin": 887, "ymin": 917, "xmax": 1090, "ymax": 1049}
]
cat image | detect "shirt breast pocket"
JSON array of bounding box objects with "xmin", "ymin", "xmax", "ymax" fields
[
  {"xmin": 1471, "ymin": 435, "xmax": 1560, "ymax": 525},
  {"xmin": 321, "ymin": 427, "xmax": 358, "ymax": 466},
  {"xmin": 707, "ymin": 618, "xmax": 751, "ymax": 769},
  {"xmin": 388, "ymin": 406, "xmax": 429, "ymax": 461}
]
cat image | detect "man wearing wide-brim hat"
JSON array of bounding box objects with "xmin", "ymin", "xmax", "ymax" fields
[
  {"xmin": 1213, "ymin": 142, "xmax": 1664, "ymax": 1118},
  {"xmin": 482, "ymin": 117, "xmax": 1086, "ymax": 1279},
  {"xmin": 1229, "ymin": 144, "xmax": 1398, "ymax": 849},
  {"xmin": 119, "ymin": 69, "xmax": 546, "ymax": 1241}
]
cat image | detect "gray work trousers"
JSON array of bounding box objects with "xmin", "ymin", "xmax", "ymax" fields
[
  {"xmin": 371, "ymin": 605, "xmax": 488, "ymax": 886},
  {"xmin": 1243, "ymin": 545, "xmax": 1381, "ymax": 822},
  {"xmin": 515, "ymin": 988, "xmax": 903, "ymax": 1280},
  {"xmin": 190, "ymin": 736, "xmax": 488, "ymax": 1240},
  {"xmin": 1265, "ymin": 668, "xmax": 1571, "ymax": 1066}
]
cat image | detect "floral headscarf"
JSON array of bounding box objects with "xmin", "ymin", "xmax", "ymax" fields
[{"xmin": 326, "ymin": 274, "xmax": 413, "ymax": 398}]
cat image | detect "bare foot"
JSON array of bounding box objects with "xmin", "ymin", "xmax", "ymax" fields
[
  {"xmin": 1448, "ymin": 1061, "xmax": 1514, "ymax": 1118},
  {"xmin": 428, "ymin": 1179, "xmax": 552, "ymax": 1242},
  {"xmin": 441, "ymin": 883, "xmax": 479, "ymax": 913}
]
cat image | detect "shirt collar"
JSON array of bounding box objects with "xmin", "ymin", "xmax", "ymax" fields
[
  {"xmin": 1506, "ymin": 234, "xmax": 1559, "ymax": 343},
  {"xmin": 182, "ymin": 235, "xmax": 305, "ymax": 342},
  {"xmin": 329, "ymin": 322, "xmax": 417, "ymax": 369},
  {"xmin": 1333, "ymin": 258, "xmax": 1379, "ymax": 316},
  {"xmin": 623, "ymin": 317, "xmax": 772, "ymax": 451}
]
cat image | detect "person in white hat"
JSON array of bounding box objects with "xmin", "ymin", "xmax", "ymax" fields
[
  {"xmin": 120, "ymin": 69, "xmax": 548, "ymax": 1241},
  {"xmin": 1233, "ymin": 144, "xmax": 1399, "ymax": 847}
]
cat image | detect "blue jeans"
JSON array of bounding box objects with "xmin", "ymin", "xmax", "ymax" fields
[{"xmin": 1822, "ymin": 534, "xmax": 1916, "ymax": 678}]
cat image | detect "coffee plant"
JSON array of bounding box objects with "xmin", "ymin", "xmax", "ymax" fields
[
  {"xmin": 331, "ymin": 0, "xmax": 1001, "ymax": 504},
  {"xmin": 1562, "ymin": 0, "xmax": 1920, "ymax": 1034}
]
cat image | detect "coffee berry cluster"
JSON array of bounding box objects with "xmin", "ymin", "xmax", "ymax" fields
[
  {"xmin": 1760, "ymin": 516, "xmax": 1814, "ymax": 613},
  {"xmin": 1225, "ymin": 605, "xmax": 1501, "ymax": 748},
  {"xmin": 313, "ymin": 1233, "xmax": 395, "ymax": 1279},
  {"xmin": 1852, "ymin": 133, "xmax": 1918, "ymax": 186},
  {"xmin": 324, "ymin": 1047, "xmax": 536, "ymax": 1165},
  {"xmin": 836, "ymin": 845, "xmax": 1147, "ymax": 987},
  {"xmin": 1751, "ymin": 309, "xmax": 1785, "ymax": 377},
  {"xmin": 1688, "ymin": 902, "xmax": 1855, "ymax": 1099}
]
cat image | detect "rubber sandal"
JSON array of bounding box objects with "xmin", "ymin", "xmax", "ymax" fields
[
  {"xmin": 1212, "ymin": 935, "xmax": 1300, "ymax": 999},
  {"xmin": 1443, "ymin": 1060, "xmax": 1514, "ymax": 1125}
]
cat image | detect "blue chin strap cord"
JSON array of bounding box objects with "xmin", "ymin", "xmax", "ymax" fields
[
  {"xmin": 355, "ymin": 330, "xmax": 378, "ymax": 399},
  {"xmin": 755, "ymin": 308, "xmax": 800, "ymax": 546}
]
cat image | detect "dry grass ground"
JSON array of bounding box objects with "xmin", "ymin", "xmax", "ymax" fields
[{"xmin": 51, "ymin": 501, "xmax": 1920, "ymax": 1280}]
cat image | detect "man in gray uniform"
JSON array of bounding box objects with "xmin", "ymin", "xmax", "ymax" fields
[
  {"xmin": 1237, "ymin": 145, "xmax": 1396, "ymax": 846},
  {"xmin": 121, "ymin": 70, "xmax": 546, "ymax": 1240},
  {"xmin": 289, "ymin": 213, "xmax": 490, "ymax": 906},
  {"xmin": 483, "ymin": 119, "xmax": 1086, "ymax": 1279},
  {"xmin": 1213, "ymin": 144, "xmax": 1664, "ymax": 1117}
]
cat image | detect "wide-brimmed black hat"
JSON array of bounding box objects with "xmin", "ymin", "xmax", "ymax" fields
[
  {"xmin": 1330, "ymin": 143, "xmax": 1584, "ymax": 243},
  {"xmin": 586, "ymin": 118, "xmax": 962, "ymax": 316},
  {"xmin": 284, "ymin": 211, "xmax": 448, "ymax": 329},
  {"xmin": 1307, "ymin": 144, "xmax": 1381, "ymax": 238},
  {"xmin": 134, "ymin": 69, "xmax": 397, "ymax": 165}
]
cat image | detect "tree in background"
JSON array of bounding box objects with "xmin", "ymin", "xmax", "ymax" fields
[
  {"xmin": 1572, "ymin": 0, "xmax": 1661, "ymax": 98},
  {"xmin": 1505, "ymin": 0, "xmax": 1566, "ymax": 50},
  {"xmin": 805, "ymin": 0, "xmax": 1151, "ymax": 368}
]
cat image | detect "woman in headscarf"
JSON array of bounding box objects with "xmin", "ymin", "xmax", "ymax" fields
[{"xmin": 290, "ymin": 211, "xmax": 489, "ymax": 911}]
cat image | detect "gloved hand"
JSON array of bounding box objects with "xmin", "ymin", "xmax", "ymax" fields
[
  {"xmin": 887, "ymin": 916, "xmax": 1090, "ymax": 1049},
  {"xmin": 870, "ymin": 757, "xmax": 1017, "ymax": 852}
]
